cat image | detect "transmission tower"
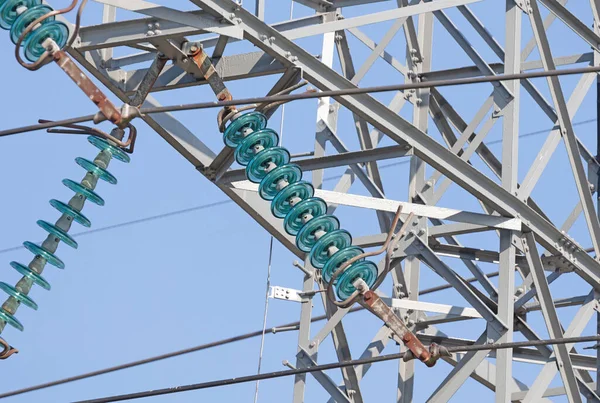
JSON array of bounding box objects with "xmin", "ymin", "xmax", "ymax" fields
[{"xmin": 1, "ymin": 0, "xmax": 600, "ymax": 402}]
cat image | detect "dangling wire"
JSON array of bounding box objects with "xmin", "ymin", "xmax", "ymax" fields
[{"xmin": 253, "ymin": 236, "xmax": 274, "ymax": 403}]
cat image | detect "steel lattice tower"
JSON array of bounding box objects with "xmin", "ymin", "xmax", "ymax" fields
[{"xmin": 3, "ymin": 0, "xmax": 600, "ymax": 401}]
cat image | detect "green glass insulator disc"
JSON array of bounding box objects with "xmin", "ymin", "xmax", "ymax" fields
[
  {"xmin": 0, "ymin": 282, "xmax": 37, "ymax": 310},
  {"xmin": 37, "ymin": 220, "xmax": 77, "ymax": 249},
  {"xmin": 296, "ymin": 215, "xmax": 340, "ymax": 253},
  {"xmin": 309, "ymin": 229, "xmax": 352, "ymax": 269},
  {"xmin": 223, "ymin": 112, "xmax": 267, "ymax": 148},
  {"xmin": 246, "ymin": 147, "xmax": 290, "ymax": 183},
  {"xmin": 10, "ymin": 4, "xmax": 52, "ymax": 44},
  {"xmin": 0, "ymin": 308, "xmax": 23, "ymax": 331},
  {"xmin": 284, "ymin": 197, "xmax": 327, "ymax": 236},
  {"xmin": 0, "ymin": 0, "xmax": 41, "ymax": 29},
  {"xmin": 336, "ymin": 260, "xmax": 378, "ymax": 300},
  {"xmin": 23, "ymin": 241, "xmax": 64, "ymax": 269},
  {"xmin": 50, "ymin": 199, "xmax": 91, "ymax": 227},
  {"xmin": 62, "ymin": 179, "xmax": 105, "ymax": 206},
  {"xmin": 75, "ymin": 157, "xmax": 117, "ymax": 184},
  {"xmin": 24, "ymin": 20, "xmax": 68, "ymax": 62},
  {"xmin": 322, "ymin": 246, "xmax": 365, "ymax": 284},
  {"xmin": 271, "ymin": 181, "xmax": 314, "ymax": 219},
  {"xmin": 259, "ymin": 164, "xmax": 302, "ymax": 201},
  {"xmin": 88, "ymin": 136, "xmax": 130, "ymax": 163},
  {"xmin": 10, "ymin": 261, "xmax": 50, "ymax": 290},
  {"xmin": 234, "ymin": 129, "xmax": 279, "ymax": 166}
]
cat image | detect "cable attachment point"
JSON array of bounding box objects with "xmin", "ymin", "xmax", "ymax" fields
[
  {"xmin": 40, "ymin": 120, "xmax": 138, "ymax": 154},
  {"xmin": 359, "ymin": 290, "xmax": 440, "ymax": 367},
  {"xmin": 403, "ymin": 343, "xmax": 449, "ymax": 367},
  {"xmin": 0, "ymin": 338, "xmax": 18, "ymax": 360}
]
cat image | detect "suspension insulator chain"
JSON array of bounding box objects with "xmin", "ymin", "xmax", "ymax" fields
[
  {"xmin": 221, "ymin": 111, "xmax": 438, "ymax": 366},
  {"xmin": 0, "ymin": 129, "xmax": 131, "ymax": 355}
]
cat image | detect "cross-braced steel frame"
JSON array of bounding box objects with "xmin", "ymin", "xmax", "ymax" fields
[{"xmin": 40, "ymin": 0, "xmax": 600, "ymax": 401}]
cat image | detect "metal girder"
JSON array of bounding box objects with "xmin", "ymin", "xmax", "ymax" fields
[
  {"xmin": 522, "ymin": 232, "xmax": 582, "ymax": 403},
  {"xmin": 526, "ymin": 0, "xmax": 600, "ymax": 258},
  {"xmin": 124, "ymin": 51, "xmax": 286, "ymax": 94},
  {"xmin": 230, "ymin": 181, "xmax": 521, "ymax": 230}
]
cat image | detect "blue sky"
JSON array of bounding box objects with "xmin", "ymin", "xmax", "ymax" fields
[{"xmin": 0, "ymin": 0, "xmax": 598, "ymax": 402}]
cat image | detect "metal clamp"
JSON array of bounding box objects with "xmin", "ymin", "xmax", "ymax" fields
[
  {"xmin": 0, "ymin": 338, "xmax": 18, "ymax": 360},
  {"xmin": 40, "ymin": 120, "xmax": 138, "ymax": 154}
]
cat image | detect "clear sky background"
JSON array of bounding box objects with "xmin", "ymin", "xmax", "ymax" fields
[{"xmin": 0, "ymin": 0, "xmax": 598, "ymax": 402}]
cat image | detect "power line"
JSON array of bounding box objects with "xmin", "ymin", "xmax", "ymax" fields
[
  {"xmin": 73, "ymin": 334, "xmax": 600, "ymax": 403},
  {"xmin": 0, "ymin": 271, "xmax": 500, "ymax": 399},
  {"xmin": 2, "ymin": 64, "xmax": 600, "ymax": 137},
  {"xmin": 253, "ymin": 236, "xmax": 274, "ymax": 403},
  {"xmin": 0, "ymin": 117, "xmax": 595, "ymax": 255},
  {"xmin": 0, "ymin": 199, "xmax": 234, "ymax": 255}
]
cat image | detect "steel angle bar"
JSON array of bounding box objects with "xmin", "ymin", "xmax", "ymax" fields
[
  {"xmin": 538, "ymin": 0, "xmax": 600, "ymax": 51},
  {"xmin": 402, "ymin": 236, "xmax": 507, "ymax": 333},
  {"xmin": 350, "ymin": 16, "xmax": 406, "ymax": 85},
  {"xmin": 77, "ymin": 13, "xmax": 325, "ymax": 51},
  {"xmin": 212, "ymin": 35, "xmax": 228, "ymax": 58},
  {"xmin": 514, "ymin": 271, "xmax": 561, "ymax": 312},
  {"xmin": 422, "ymin": 52, "xmax": 592, "ymax": 82},
  {"xmin": 346, "ymin": 27, "xmax": 408, "ymax": 76},
  {"xmin": 352, "ymin": 326, "xmax": 394, "ymax": 381},
  {"xmin": 334, "ymin": 29, "xmax": 389, "ymax": 231},
  {"xmin": 427, "ymin": 331, "xmax": 499, "ymax": 402},
  {"xmin": 458, "ymin": 3, "xmax": 559, "ymax": 124},
  {"xmin": 107, "ymin": 52, "xmax": 157, "ymax": 69},
  {"xmin": 429, "ymin": 7, "xmax": 512, "ymax": 102},
  {"xmin": 441, "ymin": 353, "xmax": 544, "ymax": 398},
  {"xmin": 318, "ymin": 286, "xmax": 364, "ymax": 403},
  {"xmin": 428, "ymin": 222, "xmax": 497, "ymax": 237},
  {"xmin": 428, "ymin": 89, "xmax": 552, "ymax": 224},
  {"xmin": 522, "ymin": 294, "xmax": 597, "ymax": 392},
  {"xmin": 522, "ymin": 232, "xmax": 584, "ymax": 403},
  {"xmin": 312, "ymin": 189, "xmax": 521, "ymax": 230},
  {"xmin": 427, "ymin": 100, "xmax": 499, "ymax": 205},
  {"xmin": 283, "ymin": 0, "xmax": 483, "ymax": 40},
  {"xmin": 527, "ymin": 0, "xmax": 600, "ymax": 258},
  {"xmin": 425, "ymin": 92, "xmax": 494, "ymax": 176},
  {"xmin": 296, "ymin": 348, "xmax": 352, "ymax": 403},
  {"xmin": 220, "ymin": 145, "xmax": 411, "ymax": 183},
  {"xmin": 324, "ymin": 128, "xmax": 387, "ymax": 199},
  {"xmin": 230, "ymin": 181, "xmax": 521, "ymax": 230},
  {"xmin": 429, "ymin": 243, "xmax": 528, "ymax": 267},
  {"xmin": 518, "ymin": 71, "xmax": 597, "ymax": 200},
  {"xmin": 377, "ymin": 298, "xmax": 483, "ymax": 319},
  {"xmin": 94, "ymin": 0, "xmax": 243, "ymax": 37}
]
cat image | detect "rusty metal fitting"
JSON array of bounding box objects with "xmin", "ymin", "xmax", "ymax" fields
[
  {"xmin": 0, "ymin": 338, "xmax": 18, "ymax": 360},
  {"xmin": 41, "ymin": 120, "xmax": 138, "ymax": 154},
  {"xmin": 402, "ymin": 342, "xmax": 449, "ymax": 367}
]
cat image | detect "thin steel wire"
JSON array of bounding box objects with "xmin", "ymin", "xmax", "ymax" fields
[
  {"xmin": 73, "ymin": 335, "xmax": 600, "ymax": 403},
  {"xmin": 0, "ymin": 272, "xmax": 500, "ymax": 399},
  {"xmin": 2, "ymin": 65, "xmax": 600, "ymax": 137},
  {"xmin": 253, "ymin": 236, "xmax": 274, "ymax": 403}
]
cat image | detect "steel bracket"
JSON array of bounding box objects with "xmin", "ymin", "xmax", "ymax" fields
[{"xmin": 269, "ymin": 286, "xmax": 310, "ymax": 303}]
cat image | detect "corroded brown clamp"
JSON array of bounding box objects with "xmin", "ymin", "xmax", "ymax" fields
[
  {"xmin": 0, "ymin": 338, "xmax": 18, "ymax": 360},
  {"xmin": 359, "ymin": 290, "xmax": 443, "ymax": 367},
  {"xmin": 39, "ymin": 120, "xmax": 138, "ymax": 154},
  {"xmin": 403, "ymin": 342, "xmax": 450, "ymax": 368}
]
